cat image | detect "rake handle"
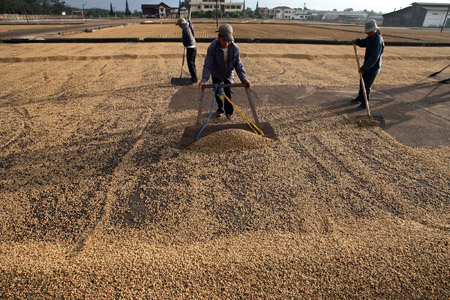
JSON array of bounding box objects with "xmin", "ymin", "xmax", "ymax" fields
[
  {"xmin": 245, "ymin": 87, "xmax": 260, "ymax": 126},
  {"xmin": 429, "ymin": 63, "xmax": 450, "ymax": 77},
  {"xmin": 196, "ymin": 89, "xmax": 204, "ymax": 127},
  {"xmin": 353, "ymin": 44, "xmax": 371, "ymax": 117},
  {"xmin": 180, "ymin": 47, "xmax": 186, "ymax": 78}
]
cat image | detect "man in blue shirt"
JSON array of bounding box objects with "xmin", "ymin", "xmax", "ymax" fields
[
  {"xmin": 198, "ymin": 24, "xmax": 251, "ymax": 119},
  {"xmin": 352, "ymin": 19, "xmax": 385, "ymax": 109}
]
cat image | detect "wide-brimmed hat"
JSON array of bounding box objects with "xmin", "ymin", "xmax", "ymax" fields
[
  {"xmin": 216, "ymin": 24, "xmax": 234, "ymax": 42},
  {"xmin": 364, "ymin": 19, "xmax": 379, "ymax": 33},
  {"xmin": 176, "ymin": 17, "xmax": 185, "ymax": 26}
]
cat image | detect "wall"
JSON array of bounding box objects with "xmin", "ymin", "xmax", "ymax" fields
[
  {"xmin": 423, "ymin": 9, "xmax": 448, "ymax": 27},
  {"xmin": 382, "ymin": 6, "xmax": 426, "ymax": 27}
]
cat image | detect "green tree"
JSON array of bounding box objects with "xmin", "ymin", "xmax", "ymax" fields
[
  {"xmin": 125, "ymin": 0, "xmax": 131, "ymax": 15},
  {"xmin": 0, "ymin": 0, "xmax": 71, "ymax": 15},
  {"xmin": 109, "ymin": 2, "xmax": 114, "ymax": 16},
  {"xmin": 85, "ymin": 8, "xmax": 109, "ymax": 18}
]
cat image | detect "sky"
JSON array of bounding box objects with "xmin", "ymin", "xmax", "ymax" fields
[{"xmin": 64, "ymin": 0, "xmax": 450, "ymax": 14}]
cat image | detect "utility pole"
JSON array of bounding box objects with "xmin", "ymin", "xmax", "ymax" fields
[
  {"xmin": 303, "ymin": 3, "xmax": 306, "ymax": 20},
  {"xmin": 82, "ymin": 2, "xmax": 87, "ymax": 18},
  {"xmin": 216, "ymin": 0, "xmax": 218, "ymax": 28},
  {"xmin": 441, "ymin": 3, "xmax": 450, "ymax": 33}
]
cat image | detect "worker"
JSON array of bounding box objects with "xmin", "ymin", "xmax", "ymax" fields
[
  {"xmin": 198, "ymin": 24, "xmax": 251, "ymax": 120},
  {"xmin": 176, "ymin": 17, "xmax": 197, "ymax": 85},
  {"xmin": 351, "ymin": 19, "xmax": 385, "ymax": 109}
]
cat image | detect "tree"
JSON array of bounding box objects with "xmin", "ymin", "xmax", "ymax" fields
[
  {"xmin": 85, "ymin": 7, "xmax": 110, "ymax": 18},
  {"xmin": 344, "ymin": 8, "xmax": 353, "ymax": 11},
  {"xmin": 0, "ymin": 0, "xmax": 71, "ymax": 15},
  {"xmin": 242, "ymin": 7, "xmax": 256, "ymax": 18},
  {"xmin": 125, "ymin": 0, "xmax": 131, "ymax": 15},
  {"xmin": 51, "ymin": 0, "xmax": 68, "ymax": 14},
  {"xmin": 109, "ymin": 2, "xmax": 114, "ymax": 16}
]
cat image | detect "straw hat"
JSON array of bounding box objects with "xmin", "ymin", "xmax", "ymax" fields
[
  {"xmin": 364, "ymin": 19, "xmax": 379, "ymax": 33},
  {"xmin": 176, "ymin": 17, "xmax": 185, "ymax": 26}
]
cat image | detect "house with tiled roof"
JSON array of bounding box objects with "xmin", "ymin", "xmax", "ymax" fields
[{"xmin": 272, "ymin": 6, "xmax": 293, "ymax": 19}]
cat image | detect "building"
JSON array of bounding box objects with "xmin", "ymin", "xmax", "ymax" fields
[
  {"xmin": 293, "ymin": 9, "xmax": 311, "ymax": 20},
  {"xmin": 256, "ymin": 7, "xmax": 269, "ymax": 18},
  {"xmin": 321, "ymin": 11, "xmax": 368, "ymax": 22},
  {"xmin": 274, "ymin": 8, "xmax": 365, "ymax": 21},
  {"xmin": 187, "ymin": 0, "xmax": 244, "ymax": 14},
  {"xmin": 178, "ymin": 6, "xmax": 188, "ymax": 18},
  {"xmin": 142, "ymin": 2, "xmax": 173, "ymax": 18},
  {"xmin": 272, "ymin": 6, "xmax": 293, "ymax": 20},
  {"xmin": 383, "ymin": 2, "xmax": 450, "ymax": 27}
]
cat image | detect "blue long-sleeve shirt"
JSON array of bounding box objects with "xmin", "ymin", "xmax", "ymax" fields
[
  {"xmin": 355, "ymin": 32, "xmax": 385, "ymax": 74},
  {"xmin": 201, "ymin": 39, "xmax": 247, "ymax": 83}
]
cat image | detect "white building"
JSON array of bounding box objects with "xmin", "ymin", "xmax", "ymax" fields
[
  {"xmin": 421, "ymin": 3, "xmax": 449, "ymax": 27},
  {"xmin": 321, "ymin": 11, "xmax": 368, "ymax": 22},
  {"xmin": 187, "ymin": 0, "xmax": 244, "ymax": 13},
  {"xmin": 293, "ymin": 9, "xmax": 311, "ymax": 20},
  {"xmin": 272, "ymin": 6, "xmax": 293, "ymax": 19}
]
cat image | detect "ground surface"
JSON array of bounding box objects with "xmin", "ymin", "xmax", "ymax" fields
[
  {"xmin": 68, "ymin": 22, "xmax": 450, "ymax": 43},
  {"xmin": 0, "ymin": 23, "xmax": 449, "ymax": 299}
]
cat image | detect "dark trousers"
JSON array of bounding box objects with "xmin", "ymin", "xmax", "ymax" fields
[
  {"xmin": 213, "ymin": 77, "xmax": 233, "ymax": 115},
  {"xmin": 358, "ymin": 72, "xmax": 377, "ymax": 101},
  {"xmin": 186, "ymin": 47, "xmax": 197, "ymax": 82}
]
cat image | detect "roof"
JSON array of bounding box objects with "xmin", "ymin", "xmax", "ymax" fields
[
  {"xmin": 141, "ymin": 2, "xmax": 172, "ymax": 9},
  {"xmin": 383, "ymin": 2, "xmax": 449, "ymax": 16},
  {"xmin": 274, "ymin": 6, "xmax": 292, "ymax": 10},
  {"xmin": 412, "ymin": 2, "xmax": 450, "ymax": 7}
]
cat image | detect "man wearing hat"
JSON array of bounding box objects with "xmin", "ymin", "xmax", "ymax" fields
[
  {"xmin": 176, "ymin": 17, "xmax": 197, "ymax": 84},
  {"xmin": 351, "ymin": 19, "xmax": 385, "ymax": 109},
  {"xmin": 198, "ymin": 24, "xmax": 251, "ymax": 119}
]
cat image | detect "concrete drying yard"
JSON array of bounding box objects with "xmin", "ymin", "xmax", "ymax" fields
[{"xmin": 0, "ymin": 21, "xmax": 449, "ymax": 298}]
